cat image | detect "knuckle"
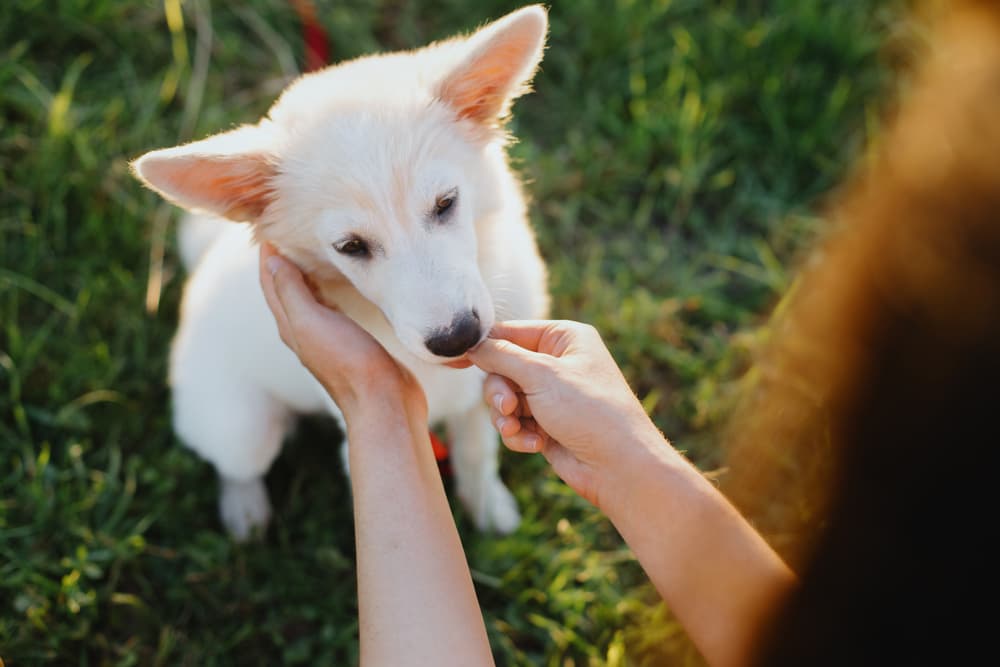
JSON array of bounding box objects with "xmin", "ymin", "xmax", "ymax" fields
[
  {"xmin": 482, "ymin": 377, "xmax": 505, "ymax": 399},
  {"xmin": 576, "ymin": 322, "xmax": 600, "ymax": 339},
  {"xmin": 493, "ymin": 339, "xmax": 517, "ymax": 355}
]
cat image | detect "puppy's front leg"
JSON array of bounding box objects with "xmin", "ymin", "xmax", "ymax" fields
[
  {"xmin": 445, "ymin": 402, "xmax": 521, "ymax": 534},
  {"xmin": 172, "ymin": 375, "xmax": 288, "ymax": 542}
]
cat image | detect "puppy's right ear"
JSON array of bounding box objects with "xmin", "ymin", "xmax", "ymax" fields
[{"xmin": 131, "ymin": 124, "xmax": 277, "ymax": 222}]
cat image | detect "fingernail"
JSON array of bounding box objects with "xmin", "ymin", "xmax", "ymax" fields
[
  {"xmin": 493, "ymin": 394, "xmax": 504, "ymax": 413},
  {"xmin": 266, "ymin": 256, "xmax": 283, "ymax": 276},
  {"xmin": 524, "ymin": 435, "xmax": 540, "ymax": 452},
  {"xmin": 496, "ymin": 416, "xmax": 508, "ymax": 431}
]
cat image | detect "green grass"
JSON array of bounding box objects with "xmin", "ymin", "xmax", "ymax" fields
[{"xmin": 1, "ymin": 0, "xmax": 900, "ymax": 664}]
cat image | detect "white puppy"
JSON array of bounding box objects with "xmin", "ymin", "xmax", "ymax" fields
[{"xmin": 132, "ymin": 6, "xmax": 550, "ymax": 540}]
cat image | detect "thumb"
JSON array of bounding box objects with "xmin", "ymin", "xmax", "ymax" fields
[
  {"xmin": 267, "ymin": 254, "xmax": 324, "ymax": 327},
  {"xmin": 468, "ymin": 337, "xmax": 550, "ymax": 391}
]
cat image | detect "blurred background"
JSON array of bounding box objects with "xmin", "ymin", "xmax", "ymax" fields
[{"xmin": 1, "ymin": 0, "xmax": 909, "ymax": 664}]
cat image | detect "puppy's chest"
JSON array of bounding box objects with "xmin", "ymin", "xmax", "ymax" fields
[{"xmin": 414, "ymin": 364, "xmax": 485, "ymax": 422}]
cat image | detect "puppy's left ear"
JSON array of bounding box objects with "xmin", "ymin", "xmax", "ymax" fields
[{"xmin": 436, "ymin": 4, "xmax": 548, "ymax": 128}]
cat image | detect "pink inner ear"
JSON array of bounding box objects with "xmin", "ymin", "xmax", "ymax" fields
[
  {"xmin": 437, "ymin": 18, "xmax": 544, "ymax": 126},
  {"xmin": 194, "ymin": 155, "xmax": 275, "ymax": 220},
  {"xmin": 447, "ymin": 81, "xmax": 502, "ymax": 124},
  {"xmin": 139, "ymin": 152, "xmax": 276, "ymax": 221}
]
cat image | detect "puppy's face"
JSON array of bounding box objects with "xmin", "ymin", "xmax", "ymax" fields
[
  {"xmin": 269, "ymin": 109, "xmax": 497, "ymax": 363},
  {"xmin": 132, "ymin": 6, "xmax": 547, "ymax": 364}
]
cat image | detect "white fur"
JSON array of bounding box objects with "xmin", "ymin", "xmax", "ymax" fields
[{"xmin": 133, "ymin": 6, "xmax": 550, "ymax": 539}]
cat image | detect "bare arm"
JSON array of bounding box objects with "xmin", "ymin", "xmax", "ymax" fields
[
  {"xmin": 600, "ymin": 425, "xmax": 796, "ymax": 667},
  {"xmin": 469, "ymin": 321, "xmax": 796, "ymax": 667},
  {"xmin": 347, "ymin": 397, "xmax": 494, "ymax": 667},
  {"xmin": 259, "ymin": 245, "xmax": 494, "ymax": 667}
]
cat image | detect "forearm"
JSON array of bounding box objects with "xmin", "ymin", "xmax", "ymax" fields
[
  {"xmin": 346, "ymin": 398, "xmax": 494, "ymax": 667},
  {"xmin": 603, "ymin": 426, "xmax": 797, "ymax": 667}
]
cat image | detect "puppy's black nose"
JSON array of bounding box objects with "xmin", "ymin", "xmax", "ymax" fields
[{"xmin": 425, "ymin": 310, "xmax": 482, "ymax": 358}]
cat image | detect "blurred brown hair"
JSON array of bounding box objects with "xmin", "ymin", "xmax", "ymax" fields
[{"xmin": 718, "ymin": 1, "xmax": 1000, "ymax": 662}]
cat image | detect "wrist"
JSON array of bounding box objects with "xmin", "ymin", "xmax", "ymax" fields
[
  {"xmin": 596, "ymin": 417, "xmax": 689, "ymax": 523},
  {"xmin": 325, "ymin": 368, "xmax": 426, "ymax": 420},
  {"xmin": 343, "ymin": 390, "xmax": 435, "ymax": 485},
  {"xmin": 343, "ymin": 387, "xmax": 426, "ymax": 428}
]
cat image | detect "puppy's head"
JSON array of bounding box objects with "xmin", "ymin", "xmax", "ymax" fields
[{"xmin": 132, "ymin": 5, "xmax": 547, "ymax": 364}]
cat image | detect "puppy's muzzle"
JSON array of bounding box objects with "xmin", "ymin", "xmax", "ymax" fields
[{"xmin": 424, "ymin": 310, "xmax": 482, "ymax": 358}]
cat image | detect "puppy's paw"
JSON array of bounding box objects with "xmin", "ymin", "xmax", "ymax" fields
[
  {"xmin": 219, "ymin": 477, "xmax": 272, "ymax": 541},
  {"xmin": 474, "ymin": 479, "xmax": 521, "ymax": 535}
]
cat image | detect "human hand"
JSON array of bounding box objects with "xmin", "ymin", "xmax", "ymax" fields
[
  {"xmin": 467, "ymin": 320, "xmax": 663, "ymax": 510},
  {"xmin": 258, "ymin": 243, "xmax": 426, "ymax": 423}
]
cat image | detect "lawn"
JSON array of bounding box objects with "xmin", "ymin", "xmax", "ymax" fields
[{"xmin": 1, "ymin": 0, "xmax": 900, "ymax": 664}]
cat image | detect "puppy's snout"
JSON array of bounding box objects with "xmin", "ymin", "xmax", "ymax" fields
[{"xmin": 424, "ymin": 309, "xmax": 482, "ymax": 358}]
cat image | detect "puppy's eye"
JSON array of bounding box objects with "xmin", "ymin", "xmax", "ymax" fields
[
  {"xmin": 334, "ymin": 238, "xmax": 370, "ymax": 258},
  {"xmin": 434, "ymin": 190, "xmax": 457, "ymax": 218},
  {"xmin": 434, "ymin": 196, "xmax": 454, "ymax": 216}
]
